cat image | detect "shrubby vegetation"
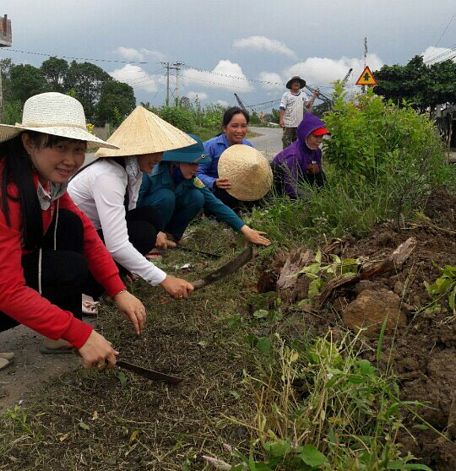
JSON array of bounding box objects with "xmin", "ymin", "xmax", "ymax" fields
[{"xmin": 251, "ymin": 84, "xmax": 456, "ymax": 248}]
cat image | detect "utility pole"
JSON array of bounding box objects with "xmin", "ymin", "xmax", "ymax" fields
[
  {"xmin": 161, "ymin": 61, "xmax": 183, "ymax": 107},
  {"xmin": 0, "ymin": 14, "xmax": 12, "ymax": 121},
  {"xmin": 362, "ymin": 36, "xmax": 368, "ymax": 93},
  {"xmin": 172, "ymin": 62, "xmax": 183, "ymax": 107}
]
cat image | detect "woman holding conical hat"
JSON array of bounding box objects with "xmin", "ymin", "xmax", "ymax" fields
[
  {"xmin": 68, "ymin": 106, "xmax": 196, "ymax": 300},
  {"xmin": 197, "ymin": 107, "xmax": 272, "ymax": 211},
  {"xmin": 137, "ymin": 134, "xmax": 271, "ymax": 247},
  {"xmin": 0, "ymin": 92, "xmax": 146, "ymax": 369}
]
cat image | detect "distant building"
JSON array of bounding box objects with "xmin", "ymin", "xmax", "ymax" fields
[{"xmin": 0, "ymin": 14, "xmax": 12, "ymax": 47}]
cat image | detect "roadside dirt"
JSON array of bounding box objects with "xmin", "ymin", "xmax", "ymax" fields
[
  {"xmin": 0, "ymin": 322, "xmax": 92, "ymax": 413},
  {"xmin": 261, "ymin": 187, "xmax": 456, "ymax": 470}
]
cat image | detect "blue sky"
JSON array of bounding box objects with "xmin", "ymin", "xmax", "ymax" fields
[{"xmin": 1, "ymin": 0, "xmax": 456, "ymax": 110}]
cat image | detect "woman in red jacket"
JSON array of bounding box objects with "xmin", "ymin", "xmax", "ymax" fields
[{"xmin": 0, "ymin": 92, "xmax": 146, "ymax": 370}]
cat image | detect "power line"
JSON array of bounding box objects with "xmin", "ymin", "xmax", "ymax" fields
[
  {"xmin": 5, "ymin": 47, "xmax": 148, "ymax": 64},
  {"xmin": 435, "ymin": 12, "xmax": 456, "ymax": 47}
]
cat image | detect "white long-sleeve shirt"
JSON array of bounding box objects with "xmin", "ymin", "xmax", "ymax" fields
[{"xmin": 68, "ymin": 158, "xmax": 166, "ymax": 286}]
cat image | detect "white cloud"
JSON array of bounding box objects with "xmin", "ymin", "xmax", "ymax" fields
[
  {"xmin": 258, "ymin": 72, "xmax": 283, "ymax": 90},
  {"xmin": 421, "ymin": 46, "xmax": 456, "ymax": 64},
  {"xmin": 183, "ymin": 60, "xmax": 253, "ymax": 92},
  {"xmin": 283, "ymin": 53, "xmax": 384, "ymax": 90},
  {"xmin": 186, "ymin": 91, "xmax": 208, "ymax": 101},
  {"xmin": 116, "ymin": 46, "xmax": 165, "ymax": 62},
  {"xmin": 233, "ymin": 35, "xmax": 296, "ymax": 59},
  {"xmin": 216, "ymin": 100, "xmax": 229, "ymax": 107},
  {"xmin": 110, "ymin": 64, "xmax": 158, "ymax": 93}
]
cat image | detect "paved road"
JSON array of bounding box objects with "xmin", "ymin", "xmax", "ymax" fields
[{"xmin": 249, "ymin": 126, "xmax": 282, "ymax": 161}]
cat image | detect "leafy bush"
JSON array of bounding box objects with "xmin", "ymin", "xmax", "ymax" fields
[
  {"xmin": 250, "ymin": 85, "xmax": 456, "ymax": 248},
  {"xmin": 158, "ymin": 106, "xmax": 196, "ymax": 133}
]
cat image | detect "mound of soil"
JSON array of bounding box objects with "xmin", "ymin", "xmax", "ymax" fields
[{"xmin": 262, "ymin": 188, "xmax": 456, "ymax": 470}]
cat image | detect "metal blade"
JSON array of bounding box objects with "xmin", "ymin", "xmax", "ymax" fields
[
  {"xmin": 177, "ymin": 246, "xmax": 221, "ymax": 259},
  {"xmin": 117, "ymin": 360, "xmax": 183, "ymax": 385},
  {"xmin": 191, "ymin": 245, "xmax": 254, "ymax": 290}
]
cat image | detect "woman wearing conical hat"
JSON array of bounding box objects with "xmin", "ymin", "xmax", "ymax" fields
[
  {"xmin": 137, "ymin": 134, "xmax": 271, "ymax": 247},
  {"xmin": 0, "ymin": 92, "xmax": 146, "ymax": 369},
  {"xmin": 68, "ymin": 106, "xmax": 196, "ymax": 300}
]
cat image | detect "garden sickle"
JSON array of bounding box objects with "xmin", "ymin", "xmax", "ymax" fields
[
  {"xmin": 191, "ymin": 245, "xmax": 254, "ymax": 290},
  {"xmin": 116, "ymin": 360, "xmax": 183, "ymax": 385}
]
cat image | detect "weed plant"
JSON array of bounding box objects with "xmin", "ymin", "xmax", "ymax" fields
[{"xmin": 227, "ymin": 333, "xmax": 429, "ymax": 470}]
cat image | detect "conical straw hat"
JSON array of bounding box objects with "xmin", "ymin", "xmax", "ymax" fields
[
  {"xmin": 96, "ymin": 106, "xmax": 196, "ymax": 157},
  {"xmin": 218, "ymin": 144, "xmax": 273, "ymax": 201}
]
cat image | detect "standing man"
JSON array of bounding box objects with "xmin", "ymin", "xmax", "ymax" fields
[{"xmin": 279, "ymin": 76, "xmax": 319, "ymax": 149}]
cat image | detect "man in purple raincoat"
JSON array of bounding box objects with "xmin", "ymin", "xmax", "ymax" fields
[{"xmin": 272, "ymin": 113, "xmax": 330, "ymax": 199}]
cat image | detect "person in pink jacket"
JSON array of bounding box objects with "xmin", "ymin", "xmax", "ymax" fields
[{"xmin": 0, "ymin": 92, "xmax": 146, "ymax": 370}]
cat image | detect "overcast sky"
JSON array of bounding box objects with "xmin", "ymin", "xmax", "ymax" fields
[{"xmin": 1, "ymin": 0, "xmax": 456, "ymax": 110}]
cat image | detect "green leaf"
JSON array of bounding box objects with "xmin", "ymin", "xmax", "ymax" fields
[
  {"xmin": 263, "ymin": 439, "xmax": 291, "ymax": 458},
  {"xmin": 387, "ymin": 461, "xmax": 433, "ymax": 470},
  {"xmin": 78, "ymin": 420, "xmax": 90, "ymax": 431},
  {"xmin": 253, "ymin": 309, "xmax": 269, "ymax": 319},
  {"xmin": 308, "ymin": 278, "xmax": 322, "ymax": 299},
  {"xmin": 256, "ymin": 337, "xmax": 272, "ymax": 355},
  {"xmin": 298, "ymin": 444, "xmax": 327, "ymax": 467}
]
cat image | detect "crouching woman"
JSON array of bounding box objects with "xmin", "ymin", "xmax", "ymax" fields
[
  {"xmin": 137, "ymin": 135, "xmax": 271, "ymax": 247},
  {"xmin": 0, "ymin": 92, "xmax": 146, "ymax": 369}
]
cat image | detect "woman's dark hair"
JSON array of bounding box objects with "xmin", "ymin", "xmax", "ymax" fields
[
  {"xmin": 222, "ymin": 107, "xmax": 250, "ymax": 127},
  {"xmin": 0, "ymin": 132, "xmax": 78, "ymax": 250}
]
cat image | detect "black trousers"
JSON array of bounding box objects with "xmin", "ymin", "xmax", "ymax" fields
[
  {"xmin": 0, "ymin": 209, "xmax": 88, "ymax": 333},
  {"xmin": 84, "ymin": 206, "xmax": 159, "ymax": 299}
]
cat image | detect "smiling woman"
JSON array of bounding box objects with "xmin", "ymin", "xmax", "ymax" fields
[{"xmin": 0, "ymin": 92, "xmax": 147, "ymax": 370}]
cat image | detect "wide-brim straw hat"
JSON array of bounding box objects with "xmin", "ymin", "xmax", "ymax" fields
[
  {"xmin": 0, "ymin": 92, "xmax": 117, "ymax": 149},
  {"xmin": 218, "ymin": 144, "xmax": 273, "ymax": 201},
  {"xmin": 286, "ymin": 76, "xmax": 306, "ymax": 89},
  {"xmin": 162, "ymin": 133, "xmax": 211, "ymax": 164},
  {"xmin": 95, "ymin": 106, "xmax": 196, "ymax": 158}
]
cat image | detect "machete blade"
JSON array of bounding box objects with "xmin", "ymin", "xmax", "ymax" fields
[
  {"xmin": 191, "ymin": 245, "xmax": 254, "ymax": 290},
  {"xmin": 117, "ymin": 360, "xmax": 183, "ymax": 385}
]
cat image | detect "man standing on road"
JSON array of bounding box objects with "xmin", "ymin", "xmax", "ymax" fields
[{"xmin": 279, "ymin": 76, "xmax": 319, "ymax": 149}]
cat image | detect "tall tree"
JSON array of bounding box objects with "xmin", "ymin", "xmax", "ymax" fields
[
  {"xmin": 64, "ymin": 61, "xmax": 111, "ymax": 122},
  {"xmin": 9, "ymin": 64, "xmax": 49, "ymax": 105},
  {"xmin": 95, "ymin": 80, "xmax": 136, "ymax": 127},
  {"xmin": 374, "ymin": 55, "xmax": 456, "ymax": 111},
  {"xmin": 41, "ymin": 56, "xmax": 69, "ymax": 92}
]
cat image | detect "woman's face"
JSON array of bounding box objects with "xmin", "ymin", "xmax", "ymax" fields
[
  {"xmin": 22, "ymin": 133, "xmax": 86, "ymax": 185},
  {"xmin": 179, "ymin": 162, "xmax": 198, "ymax": 179},
  {"xmin": 137, "ymin": 152, "xmax": 163, "ymax": 174},
  {"xmin": 223, "ymin": 112, "xmax": 248, "ymax": 145},
  {"xmin": 305, "ymin": 134, "xmax": 323, "ymax": 150}
]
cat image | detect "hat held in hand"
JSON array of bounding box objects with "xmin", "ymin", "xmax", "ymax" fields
[{"xmin": 218, "ymin": 144, "xmax": 273, "ymax": 201}]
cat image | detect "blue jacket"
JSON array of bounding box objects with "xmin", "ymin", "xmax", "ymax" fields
[
  {"xmin": 140, "ymin": 162, "xmax": 245, "ymax": 231},
  {"xmin": 197, "ymin": 133, "xmax": 253, "ymax": 189}
]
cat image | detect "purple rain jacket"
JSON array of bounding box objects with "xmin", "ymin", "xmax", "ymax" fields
[{"xmin": 272, "ymin": 113, "xmax": 327, "ymax": 198}]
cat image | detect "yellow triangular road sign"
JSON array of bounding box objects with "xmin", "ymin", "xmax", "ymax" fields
[{"xmin": 355, "ymin": 66, "xmax": 377, "ymax": 86}]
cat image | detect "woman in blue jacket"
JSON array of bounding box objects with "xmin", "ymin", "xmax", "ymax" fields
[
  {"xmin": 137, "ymin": 135, "xmax": 270, "ymax": 248},
  {"xmin": 197, "ymin": 107, "xmax": 253, "ymax": 210}
]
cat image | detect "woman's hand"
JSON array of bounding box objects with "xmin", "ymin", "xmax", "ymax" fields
[
  {"xmin": 160, "ymin": 275, "xmax": 194, "ymax": 299},
  {"xmin": 113, "ymin": 290, "xmax": 147, "ymax": 335},
  {"xmin": 215, "ymin": 178, "xmax": 231, "ymax": 190},
  {"xmin": 78, "ymin": 330, "xmax": 119, "ymax": 369},
  {"xmin": 155, "ymin": 231, "xmax": 177, "ymax": 249},
  {"xmin": 240, "ymin": 225, "xmax": 271, "ymax": 246}
]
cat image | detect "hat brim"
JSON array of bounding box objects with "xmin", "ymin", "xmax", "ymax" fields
[
  {"xmin": 0, "ymin": 123, "xmax": 118, "ymax": 149},
  {"xmin": 286, "ymin": 77, "xmax": 306, "ymax": 89},
  {"xmin": 311, "ymin": 127, "xmax": 330, "ymax": 136},
  {"xmin": 163, "ymin": 151, "xmax": 211, "ymax": 164}
]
